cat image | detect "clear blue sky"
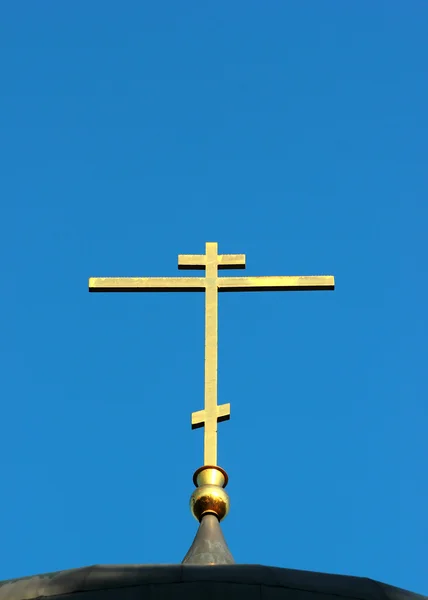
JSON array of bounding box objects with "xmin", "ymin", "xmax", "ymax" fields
[{"xmin": 1, "ymin": 1, "xmax": 426, "ymax": 595}]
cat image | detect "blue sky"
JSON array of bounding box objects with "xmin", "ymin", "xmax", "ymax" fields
[{"xmin": 0, "ymin": 1, "xmax": 426, "ymax": 595}]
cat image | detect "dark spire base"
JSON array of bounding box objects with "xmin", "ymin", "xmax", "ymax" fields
[{"xmin": 182, "ymin": 514, "xmax": 235, "ymax": 565}]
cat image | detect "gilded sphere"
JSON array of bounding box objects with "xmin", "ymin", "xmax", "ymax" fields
[{"xmin": 190, "ymin": 484, "xmax": 230, "ymax": 522}]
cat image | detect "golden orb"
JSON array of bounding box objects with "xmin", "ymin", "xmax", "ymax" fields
[
  {"xmin": 190, "ymin": 465, "xmax": 230, "ymax": 522},
  {"xmin": 190, "ymin": 484, "xmax": 230, "ymax": 522}
]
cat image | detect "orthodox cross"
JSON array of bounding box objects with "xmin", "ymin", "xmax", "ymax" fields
[{"xmin": 89, "ymin": 242, "xmax": 334, "ymax": 466}]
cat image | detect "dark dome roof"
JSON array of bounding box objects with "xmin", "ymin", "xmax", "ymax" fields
[{"xmin": 0, "ymin": 564, "xmax": 425, "ymax": 600}]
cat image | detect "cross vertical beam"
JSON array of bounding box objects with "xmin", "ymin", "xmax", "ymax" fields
[
  {"xmin": 205, "ymin": 242, "xmax": 218, "ymax": 465},
  {"xmin": 186, "ymin": 243, "xmax": 232, "ymax": 466},
  {"xmin": 202, "ymin": 244, "xmax": 219, "ymax": 465}
]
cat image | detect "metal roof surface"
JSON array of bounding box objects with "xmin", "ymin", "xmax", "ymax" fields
[{"xmin": 0, "ymin": 564, "xmax": 425, "ymax": 600}]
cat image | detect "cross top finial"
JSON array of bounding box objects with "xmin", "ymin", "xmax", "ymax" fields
[{"xmin": 178, "ymin": 242, "xmax": 246, "ymax": 272}]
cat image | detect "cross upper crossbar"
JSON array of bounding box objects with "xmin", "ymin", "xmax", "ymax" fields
[
  {"xmin": 178, "ymin": 252, "xmax": 246, "ymax": 270},
  {"xmin": 89, "ymin": 242, "xmax": 334, "ymax": 466}
]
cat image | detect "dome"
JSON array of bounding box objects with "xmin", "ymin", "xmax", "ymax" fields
[{"xmin": 0, "ymin": 564, "xmax": 425, "ymax": 600}]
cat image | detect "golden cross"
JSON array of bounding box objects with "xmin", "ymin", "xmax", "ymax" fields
[{"xmin": 89, "ymin": 242, "xmax": 334, "ymax": 466}]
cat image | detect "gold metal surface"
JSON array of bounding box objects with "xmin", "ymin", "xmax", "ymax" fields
[
  {"xmin": 218, "ymin": 275, "xmax": 334, "ymax": 291},
  {"xmin": 190, "ymin": 467, "xmax": 230, "ymax": 522},
  {"xmin": 190, "ymin": 484, "xmax": 230, "ymax": 522},
  {"xmin": 88, "ymin": 277, "xmax": 205, "ymax": 292},
  {"xmin": 178, "ymin": 253, "xmax": 246, "ymax": 270},
  {"xmin": 89, "ymin": 242, "xmax": 335, "ymax": 468},
  {"xmin": 193, "ymin": 465, "xmax": 228, "ymax": 488}
]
